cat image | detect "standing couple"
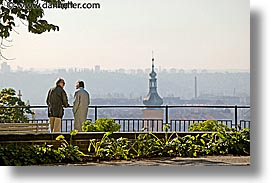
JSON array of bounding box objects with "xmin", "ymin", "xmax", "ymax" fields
[{"xmin": 46, "ymin": 78, "xmax": 90, "ymax": 132}]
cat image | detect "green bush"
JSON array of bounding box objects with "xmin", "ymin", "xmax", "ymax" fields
[
  {"xmin": 82, "ymin": 118, "xmax": 120, "ymax": 132},
  {"xmin": 227, "ymin": 128, "xmax": 250, "ymax": 155},
  {"xmin": 0, "ymin": 130, "xmax": 84, "ymax": 166},
  {"xmin": 189, "ymin": 120, "xmax": 230, "ymax": 132},
  {"xmin": 0, "ymin": 143, "xmax": 57, "ymax": 166},
  {"xmin": 0, "ymin": 143, "xmax": 84, "ymax": 166},
  {"xmin": 87, "ymin": 128, "xmax": 250, "ymax": 160},
  {"xmin": 0, "ymin": 127, "xmax": 250, "ymax": 165}
]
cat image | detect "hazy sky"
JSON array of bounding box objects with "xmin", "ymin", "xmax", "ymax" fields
[{"xmin": 4, "ymin": 0, "xmax": 249, "ymax": 70}]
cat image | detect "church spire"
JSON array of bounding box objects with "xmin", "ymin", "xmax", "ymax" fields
[
  {"xmin": 152, "ymin": 51, "xmax": 155, "ymax": 72},
  {"xmin": 143, "ymin": 52, "xmax": 163, "ymax": 106},
  {"xmin": 149, "ymin": 51, "xmax": 157, "ymax": 79}
]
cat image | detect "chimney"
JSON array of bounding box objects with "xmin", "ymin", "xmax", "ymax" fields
[{"xmin": 195, "ymin": 76, "xmax": 197, "ymax": 98}]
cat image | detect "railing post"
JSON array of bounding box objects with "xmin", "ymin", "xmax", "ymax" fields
[
  {"xmin": 234, "ymin": 105, "xmax": 238, "ymax": 130},
  {"xmin": 165, "ymin": 105, "xmax": 169, "ymax": 125},
  {"xmin": 21, "ymin": 107, "xmax": 24, "ymax": 122},
  {"xmin": 95, "ymin": 106, "xmax": 98, "ymax": 121}
]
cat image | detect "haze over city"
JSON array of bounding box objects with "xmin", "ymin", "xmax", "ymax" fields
[
  {"xmin": 0, "ymin": 62, "xmax": 250, "ymax": 106},
  {"xmin": 2, "ymin": 0, "xmax": 249, "ymax": 71}
]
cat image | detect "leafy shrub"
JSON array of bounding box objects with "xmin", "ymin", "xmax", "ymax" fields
[
  {"xmin": 0, "ymin": 143, "xmax": 84, "ymax": 166},
  {"xmin": 87, "ymin": 127, "xmax": 250, "ymax": 160},
  {"xmin": 0, "ymin": 127, "xmax": 250, "ymax": 165},
  {"xmin": 0, "ymin": 130, "xmax": 84, "ymax": 166},
  {"xmin": 227, "ymin": 128, "xmax": 250, "ymax": 155},
  {"xmin": 55, "ymin": 130, "xmax": 85, "ymax": 163},
  {"xmin": 0, "ymin": 143, "xmax": 58, "ymax": 166},
  {"xmin": 82, "ymin": 118, "xmax": 120, "ymax": 132},
  {"xmin": 189, "ymin": 120, "xmax": 230, "ymax": 132}
]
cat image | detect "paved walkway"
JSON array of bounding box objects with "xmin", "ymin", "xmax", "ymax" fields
[{"xmin": 65, "ymin": 156, "xmax": 250, "ymax": 166}]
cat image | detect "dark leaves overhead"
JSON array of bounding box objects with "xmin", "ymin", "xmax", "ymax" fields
[{"xmin": 0, "ymin": 0, "xmax": 60, "ymax": 38}]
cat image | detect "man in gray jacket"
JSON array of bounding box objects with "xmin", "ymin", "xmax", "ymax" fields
[{"xmin": 73, "ymin": 80, "xmax": 90, "ymax": 131}]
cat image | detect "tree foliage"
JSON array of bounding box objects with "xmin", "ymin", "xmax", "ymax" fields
[
  {"xmin": 0, "ymin": 0, "xmax": 60, "ymax": 39},
  {"xmin": 0, "ymin": 88, "xmax": 32, "ymax": 123}
]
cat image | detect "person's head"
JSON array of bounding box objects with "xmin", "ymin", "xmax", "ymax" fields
[
  {"xmin": 76, "ymin": 80, "xmax": 84, "ymax": 89},
  {"xmin": 56, "ymin": 78, "xmax": 65, "ymax": 88}
]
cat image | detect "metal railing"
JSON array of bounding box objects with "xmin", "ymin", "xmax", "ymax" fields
[
  {"xmin": 0, "ymin": 105, "xmax": 250, "ymax": 132},
  {"xmin": 240, "ymin": 120, "xmax": 250, "ymax": 129},
  {"xmin": 20, "ymin": 118, "xmax": 249, "ymax": 132}
]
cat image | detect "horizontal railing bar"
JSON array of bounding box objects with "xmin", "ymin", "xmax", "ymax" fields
[
  {"xmin": 170, "ymin": 119, "xmax": 232, "ymax": 121},
  {"xmin": 114, "ymin": 119, "xmax": 163, "ymax": 120},
  {"xmin": 0, "ymin": 105, "xmax": 250, "ymax": 109},
  {"xmin": 15, "ymin": 118, "xmax": 165, "ymax": 121}
]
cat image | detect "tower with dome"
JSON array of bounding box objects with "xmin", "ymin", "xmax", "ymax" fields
[{"xmin": 143, "ymin": 54, "xmax": 164, "ymax": 131}]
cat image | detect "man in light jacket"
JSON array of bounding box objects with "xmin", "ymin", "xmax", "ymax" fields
[{"xmin": 73, "ymin": 80, "xmax": 90, "ymax": 131}]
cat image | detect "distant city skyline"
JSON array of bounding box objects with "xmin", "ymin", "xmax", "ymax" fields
[
  {"xmin": 0, "ymin": 61, "xmax": 250, "ymax": 73},
  {"xmin": 1, "ymin": 0, "xmax": 249, "ymax": 70},
  {"xmin": 0, "ymin": 60, "xmax": 250, "ymax": 105}
]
